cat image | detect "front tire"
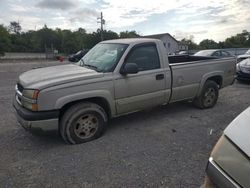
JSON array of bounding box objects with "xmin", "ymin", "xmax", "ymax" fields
[
  {"xmin": 193, "ymin": 80, "xmax": 219, "ymax": 109},
  {"xmin": 60, "ymin": 102, "xmax": 107, "ymax": 144}
]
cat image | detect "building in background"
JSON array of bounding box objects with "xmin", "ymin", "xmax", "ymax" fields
[{"xmin": 143, "ymin": 33, "xmax": 188, "ymax": 54}]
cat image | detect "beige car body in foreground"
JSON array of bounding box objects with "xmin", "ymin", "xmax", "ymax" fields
[{"xmin": 204, "ymin": 107, "xmax": 250, "ymax": 188}]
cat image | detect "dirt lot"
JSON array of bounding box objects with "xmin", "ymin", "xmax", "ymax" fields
[{"xmin": 0, "ymin": 60, "xmax": 249, "ymax": 188}]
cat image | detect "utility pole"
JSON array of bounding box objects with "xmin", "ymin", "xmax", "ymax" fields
[{"xmin": 97, "ymin": 12, "xmax": 105, "ymax": 41}]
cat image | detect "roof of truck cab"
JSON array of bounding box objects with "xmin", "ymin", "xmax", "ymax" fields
[{"xmin": 101, "ymin": 38, "xmax": 161, "ymax": 44}]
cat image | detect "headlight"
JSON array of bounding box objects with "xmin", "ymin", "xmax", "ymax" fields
[
  {"xmin": 210, "ymin": 135, "xmax": 250, "ymax": 187},
  {"xmin": 236, "ymin": 64, "xmax": 241, "ymax": 72},
  {"xmin": 22, "ymin": 89, "xmax": 39, "ymax": 99},
  {"xmin": 21, "ymin": 89, "xmax": 39, "ymax": 111},
  {"xmin": 22, "ymin": 100, "xmax": 38, "ymax": 111}
]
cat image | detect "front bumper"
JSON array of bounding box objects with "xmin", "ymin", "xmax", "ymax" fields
[
  {"xmin": 236, "ymin": 71, "xmax": 250, "ymax": 81},
  {"xmin": 205, "ymin": 157, "xmax": 240, "ymax": 188},
  {"xmin": 13, "ymin": 99, "xmax": 59, "ymax": 131}
]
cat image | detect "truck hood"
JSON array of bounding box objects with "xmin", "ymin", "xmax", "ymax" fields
[
  {"xmin": 19, "ymin": 64, "xmax": 104, "ymax": 89},
  {"xmin": 224, "ymin": 107, "xmax": 250, "ymax": 157}
]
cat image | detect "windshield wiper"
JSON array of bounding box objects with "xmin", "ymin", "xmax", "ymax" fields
[
  {"xmin": 83, "ymin": 64, "xmax": 101, "ymax": 72},
  {"xmin": 78, "ymin": 59, "xmax": 102, "ymax": 72}
]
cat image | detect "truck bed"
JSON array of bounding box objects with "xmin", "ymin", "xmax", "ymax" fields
[
  {"xmin": 168, "ymin": 56, "xmax": 236, "ymax": 103},
  {"xmin": 168, "ymin": 55, "xmax": 217, "ymax": 64}
]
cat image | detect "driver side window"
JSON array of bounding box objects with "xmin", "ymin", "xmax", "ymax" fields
[{"xmin": 125, "ymin": 44, "xmax": 160, "ymax": 71}]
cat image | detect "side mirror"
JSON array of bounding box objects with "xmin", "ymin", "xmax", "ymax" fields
[{"xmin": 120, "ymin": 63, "xmax": 138, "ymax": 75}]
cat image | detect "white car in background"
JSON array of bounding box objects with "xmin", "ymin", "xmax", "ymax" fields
[{"xmin": 237, "ymin": 49, "xmax": 250, "ymax": 63}]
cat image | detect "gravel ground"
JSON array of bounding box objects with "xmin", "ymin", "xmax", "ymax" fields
[{"xmin": 0, "ymin": 60, "xmax": 249, "ymax": 188}]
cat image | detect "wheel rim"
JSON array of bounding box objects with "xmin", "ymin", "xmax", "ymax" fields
[
  {"xmin": 74, "ymin": 114, "xmax": 99, "ymax": 139},
  {"xmin": 203, "ymin": 88, "xmax": 216, "ymax": 107}
]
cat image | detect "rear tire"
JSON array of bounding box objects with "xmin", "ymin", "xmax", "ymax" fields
[
  {"xmin": 193, "ymin": 80, "xmax": 219, "ymax": 109},
  {"xmin": 60, "ymin": 102, "xmax": 107, "ymax": 144}
]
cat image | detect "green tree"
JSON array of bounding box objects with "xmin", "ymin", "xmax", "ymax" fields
[
  {"xmin": 199, "ymin": 39, "xmax": 218, "ymax": 49},
  {"xmin": 103, "ymin": 30, "xmax": 119, "ymax": 40},
  {"xmin": 180, "ymin": 38, "xmax": 199, "ymax": 50},
  {"xmin": 120, "ymin": 30, "xmax": 140, "ymax": 38},
  {"xmin": 8, "ymin": 21, "xmax": 21, "ymax": 34},
  {"xmin": 35, "ymin": 25, "xmax": 60, "ymax": 52},
  {"xmin": 10, "ymin": 34, "xmax": 27, "ymax": 52},
  {"xmin": 0, "ymin": 25, "xmax": 11, "ymax": 55},
  {"xmin": 59, "ymin": 29, "xmax": 80, "ymax": 54},
  {"xmin": 73, "ymin": 28, "xmax": 89, "ymax": 50},
  {"xmin": 20, "ymin": 30, "xmax": 42, "ymax": 52},
  {"xmin": 217, "ymin": 41, "xmax": 225, "ymax": 49},
  {"xmin": 224, "ymin": 30, "xmax": 250, "ymax": 48},
  {"xmin": 84, "ymin": 29, "xmax": 119, "ymax": 49}
]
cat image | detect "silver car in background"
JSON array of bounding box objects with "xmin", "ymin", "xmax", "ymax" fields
[
  {"xmin": 204, "ymin": 107, "xmax": 250, "ymax": 187},
  {"xmin": 194, "ymin": 49, "xmax": 232, "ymax": 58}
]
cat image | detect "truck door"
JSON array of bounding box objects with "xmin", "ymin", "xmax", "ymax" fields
[{"xmin": 114, "ymin": 43, "xmax": 170, "ymax": 115}]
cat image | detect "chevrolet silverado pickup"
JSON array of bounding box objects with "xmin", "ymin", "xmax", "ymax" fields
[{"xmin": 13, "ymin": 38, "xmax": 236, "ymax": 144}]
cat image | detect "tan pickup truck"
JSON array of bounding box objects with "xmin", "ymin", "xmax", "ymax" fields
[{"xmin": 13, "ymin": 38, "xmax": 236, "ymax": 144}]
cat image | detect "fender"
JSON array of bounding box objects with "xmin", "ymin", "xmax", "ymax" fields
[
  {"xmin": 197, "ymin": 71, "xmax": 224, "ymax": 96},
  {"xmin": 55, "ymin": 90, "xmax": 116, "ymax": 117}
]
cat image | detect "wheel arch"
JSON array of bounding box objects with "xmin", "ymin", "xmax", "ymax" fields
[
  {"xmin": 197, "ymin": 72, "xmax": 223, "ymax": 97},
  {"xmin": 207, "ymin": 75, "xmax": 223, "ymax": 88},
  {"xmin": 59, "ymin": 96, "xmax": 112, "ymax": 120}
]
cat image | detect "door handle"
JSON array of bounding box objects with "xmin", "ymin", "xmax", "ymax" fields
[{"xmin": 156, "ymin": 74, "xmax": 164, "ymax": 80}]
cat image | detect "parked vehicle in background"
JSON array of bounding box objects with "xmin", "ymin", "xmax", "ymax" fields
[
  {"xmin": 178, "ymin": 50, "xmax": 196, "ymax": 55},
  {"xmin": 237, "ymin": 49, "xmax": 250, "ymax": 63},
  {"xmin": 68, "ymin": 49, "xmax": 89, "ymax": 62},
  {"xmin": 178, "ymin": 50, "xmax": 189, "ymax": 55},
  {"xmin": 203, "ymin": 107, "xmax": 250, "ymax": 188},
  {"xmin": 13, "ymin": 38, "xmax": 236, "ymax": 144},
  {"xmin": 194, "ymin": 49, "xmax": 232, "ymax": 58},
  {"xmin": 236, "ymin": 58, "xmax": 250, "ymax": 81}
]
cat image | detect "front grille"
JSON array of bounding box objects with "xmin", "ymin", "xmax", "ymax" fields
[
  {"xmin": 17, "ymin": 83, "xmax": 24, "ymax": 93},
  {"xmin": 15, "ymin": 83, "xmax": 23, "ymax": 105},
  {"xmin": 243, "ymin": 67, "xmax": 250, "ymax": 70}
]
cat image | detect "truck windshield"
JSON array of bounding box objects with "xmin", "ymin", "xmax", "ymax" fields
[{"xmin": 77, "ymin": 43, "xmax": 128, "ymax": 72}]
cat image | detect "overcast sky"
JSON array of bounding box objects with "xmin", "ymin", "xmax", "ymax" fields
[{"xmin": 0, "ymin": 0, "xmax": 250, "ymax": 42}]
